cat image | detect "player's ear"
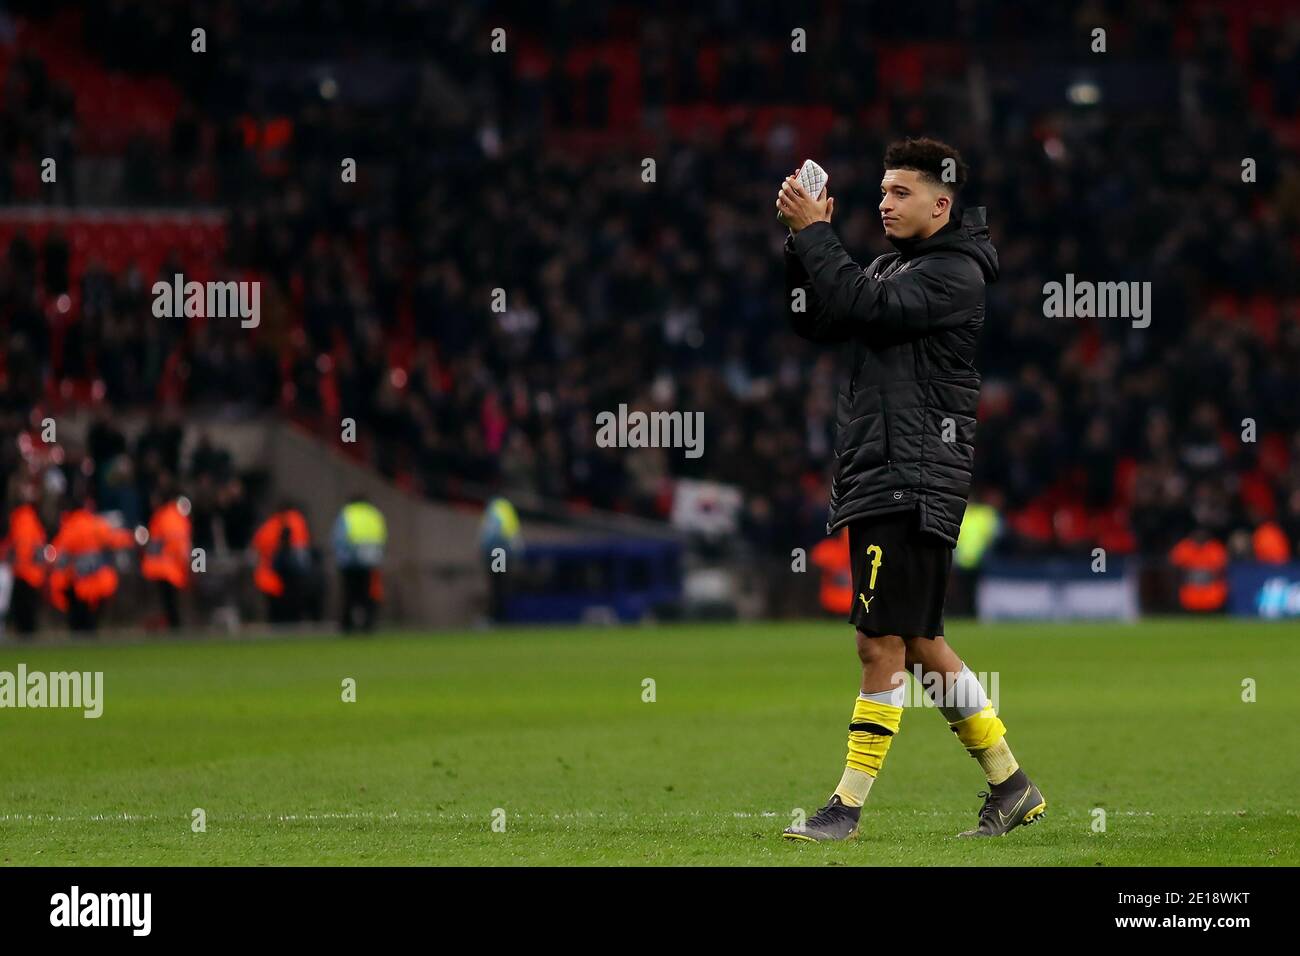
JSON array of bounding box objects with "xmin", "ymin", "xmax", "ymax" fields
[{"xmin": 827, "ymin": 196, "xmax": 835, "ymax": 219}]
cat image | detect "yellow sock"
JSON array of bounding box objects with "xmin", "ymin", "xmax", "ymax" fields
[
  {"xmin": 973, "ymin": 738, "xmax": 1020, "ymax": 785},
  {"xmin": 833, "ymin": 696, "xmax": 903, "ymax": 807},
  {"xmin": 832, "ymin": 767, "xmax": 875, "ymax": 807},
  {"xmin": 948, "ymin": 704, "xmax": 1019, "ymax": 785}
]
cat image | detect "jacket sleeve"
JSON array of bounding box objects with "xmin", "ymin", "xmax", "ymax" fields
[
  {"xmin": 791, "ymin": 221, "xmax": 981, "ymax": 335},
  {"xmin": 784, "ymin": 231, "xmax": 857, "ymax": 344}
]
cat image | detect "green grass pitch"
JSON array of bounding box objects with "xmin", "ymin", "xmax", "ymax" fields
[{"xmin": 1, "ymin": 618, "xmax": 1297, "ymax": 866}]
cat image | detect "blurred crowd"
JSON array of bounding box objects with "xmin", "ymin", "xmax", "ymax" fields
[{"xmin": 3, "ymin": 0, "xmax": 1300, "ymax": 572}]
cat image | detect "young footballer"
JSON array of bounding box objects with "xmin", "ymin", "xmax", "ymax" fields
[{"xmin": 777, "ymin": 137, "xmax": 1046, "ymax": 841}]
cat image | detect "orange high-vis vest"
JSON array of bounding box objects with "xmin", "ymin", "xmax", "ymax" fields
[
  {"xmin": 1169, "ymin": 536, "xmax": 1229, "ymax": 612},
  {"xmin": 1252, "ymin": 522, "xmax": 1290, "ymax": 564},
  {"xmin": 811, "ymin": 529, "xmax": 854, "ymax": 616},
  {"xmin": 252, "ymin": 510, "xmax": 310, "ymax": 597},
  {"xmin": 141, "ymin": 501, "xmax": 192, "ymax": 589},
  {"xmin": 49, "ymin": 508, "xmax": 135, "ymax": 610},
  {"xmin": 7, "ymin": 504, "xmax": 47, "ymax": 588}
]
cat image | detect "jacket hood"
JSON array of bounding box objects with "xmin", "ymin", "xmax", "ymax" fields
[{"xmin": 889, "ymin": 205, "xmax": 999, "ymax": 282}]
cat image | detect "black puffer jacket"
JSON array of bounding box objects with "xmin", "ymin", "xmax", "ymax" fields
[{"xmin": 784, "ymin": 206, "xmax": 999, "ymax": 545}]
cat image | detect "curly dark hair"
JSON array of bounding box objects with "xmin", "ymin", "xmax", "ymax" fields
[{"xmin": 883, "ymin": 137, "xmax": 968, "ymax": 194}]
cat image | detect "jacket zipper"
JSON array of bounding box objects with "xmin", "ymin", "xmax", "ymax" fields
[{"xmin": 881, "ymin": 392, "xmax": 894, "ymax": 467}]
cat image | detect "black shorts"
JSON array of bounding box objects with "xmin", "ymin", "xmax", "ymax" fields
[{"xmin": 847, "ymin": 509, "xmax": 953, "ymax": 638}]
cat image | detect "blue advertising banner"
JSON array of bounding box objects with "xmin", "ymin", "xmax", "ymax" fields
[
  {"xmin": 977, "ymin": 558, "xmax": 1137, "ymax": 622},
  {"xmin": 1228, "ymin": 562, "xmax": 1300, "ymax": 618}
]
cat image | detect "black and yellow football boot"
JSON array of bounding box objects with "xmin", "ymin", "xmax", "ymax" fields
[
  {"xmin": 957, "ymin": 769, "xmax": 1046, "ymax": 837},
  {"xmin": 782, "ymin": 795, "xmax": 861, "ymax": 843}
]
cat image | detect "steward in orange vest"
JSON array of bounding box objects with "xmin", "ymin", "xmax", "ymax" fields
[
  {"xmin": 141, "ymin": 495, "xmax": 192, "ymax": 629},
  {"xmin": 1169, "ymin": 531, "xmax": 1228, "ymax": 613},
  {"xmin": 252, "ymin": 504, "xmax": 311, "ymax": 623},
  {"xmin": 1252, "ymin": 521, "xmax": 1291, "ymax": 563},
  {"xmin": 5, "ymin": 500, "xmax": 47, "ymax": 635},
  {"xmin": 48, "ymin": 500, "xmax": 136, "ymax": 632},
  {"xmin": 811, "ymin": 528, "xmax": 854, "ymax": 616}
]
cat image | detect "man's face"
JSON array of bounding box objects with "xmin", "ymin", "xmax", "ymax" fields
[{"xmin": 879, "ymin": 168, "xmax": 949, "ymax": 240}]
